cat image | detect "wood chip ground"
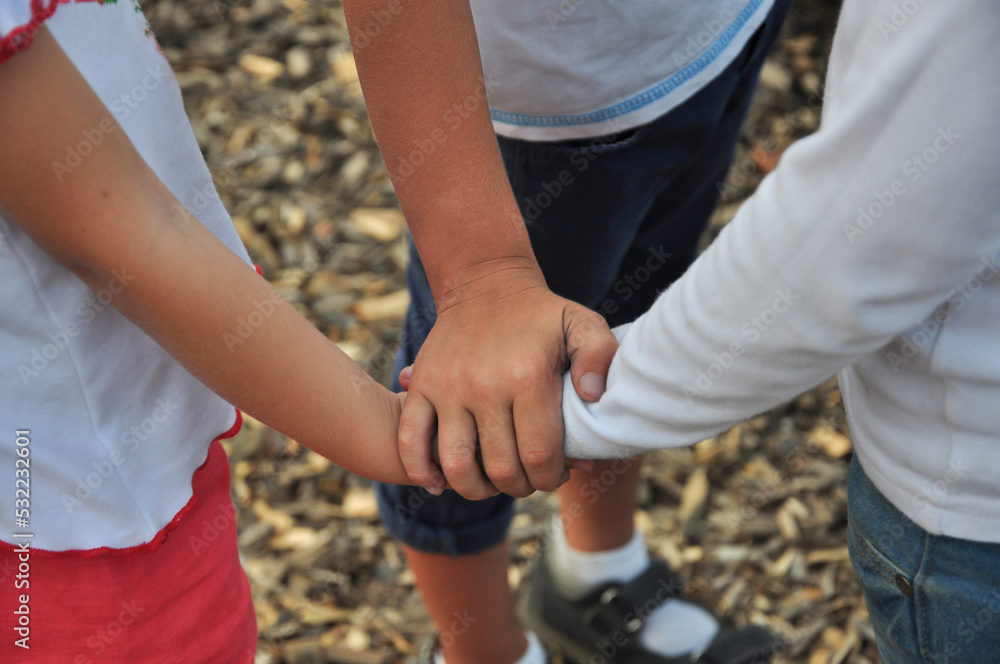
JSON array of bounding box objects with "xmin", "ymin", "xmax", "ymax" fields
[{"xmin": 143, "ymin": 1, "xmax": 878, "ymax": 661}]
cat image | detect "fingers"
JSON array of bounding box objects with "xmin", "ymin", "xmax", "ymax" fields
[
  {"xmin": 513, "ymin": 374, "xmax": 567, "ymax": 492},
  {"xmin": 437, "ymin": 407, "xmax": 498, "ymax": 500},
  {"xmin": 564, "ymin": 305, "xmax": 618, "ymax": 402},
  {"xmin": 398, "ymin": 392, "xmax": 445, "ymax": 494},
  {"xmin": 398, "ymin": 365, "xmax": 412, "ymax": 390},
  {"xmin": 477, "ymin": 408, "xmax": 534, "ymax": 498},
  {"xmin": 566, "ymin": 458, "xmax": 595, "ymax": 472}
]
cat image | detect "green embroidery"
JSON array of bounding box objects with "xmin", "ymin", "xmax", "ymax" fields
[
  {"xmin": 78, "ymin": 0, "xmax": 159, "ymax": 47},
  {"xmin": 128, "ymin": 0, "xmax": 155, "ymax": 39}
]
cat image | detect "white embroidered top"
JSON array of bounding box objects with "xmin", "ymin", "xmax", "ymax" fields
[{"xmin": 0, "ymin": 0, "xmax": 247, "ymax": 552}]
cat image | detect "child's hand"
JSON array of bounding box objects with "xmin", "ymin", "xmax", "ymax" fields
[
  {"xmin": 0, "ymin": 28, "xmax": 417, "ymax": 487},
  {"xmin": 394, "ymin": 382, "xmax": 452, "ymax": 495},
  {"xmin": 397, "ymin": 364, "xmax": 595, "ymax": 489}
]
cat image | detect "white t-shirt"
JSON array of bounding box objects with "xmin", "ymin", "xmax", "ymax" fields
[
  {"xmin": 0, "ymin": 0, "xmax": 247, "ymax": 552},
  {"xmin": 470, "ymin": 0, "xmax": 778, "ymax": 140},
  {"xmin": 563, "ymin": 0, "xmax": 1000, "ymax": 543}
]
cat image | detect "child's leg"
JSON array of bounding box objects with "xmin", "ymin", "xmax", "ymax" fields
[
  {"xmin": 374, "ymin": 6, "xmax": 792, "ymax": 661},
  {"xmin": 405, "ymin": 542, "xmax": 528, "ymax": 664},
  {"xmin": 558, "ymin": 459, "xmax": 640, "ymax": 553},
  {"xmin": 375, "ymin": 113, "xmax": 721, "ymax": 663},
  {"xmin": 518, "ymin": 2, "xmax": 793, "ymax": 661},
  {"xmin": 375, "ymin": 132, "xmax": 663, "ymax": 663},
  {"xmin": 376, "ymin": 245, "xmax": 527, "ymax": 663}
]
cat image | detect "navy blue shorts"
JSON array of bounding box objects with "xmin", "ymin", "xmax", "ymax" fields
[{"xmin": 376, "ymin": 0, "xmax": 792, "ymax": 556}]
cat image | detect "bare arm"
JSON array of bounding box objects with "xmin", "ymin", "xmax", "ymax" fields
[
  {"xmin": 343, "ymin": 0, "xmax": 617, "ymax": 498},
  {"xmin": 0, "ymin": 28, "xmax": 410, "ymax": 484}
]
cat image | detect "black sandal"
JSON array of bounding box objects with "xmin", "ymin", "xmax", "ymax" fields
[{"xmin": 520, "ymin": 557, "xmax": 781, "ymax": 663}]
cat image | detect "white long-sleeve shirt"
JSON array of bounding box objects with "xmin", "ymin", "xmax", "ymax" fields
[{"xmin": 563, "ymin": 0, "xmax": 1000, "ymax": 544}]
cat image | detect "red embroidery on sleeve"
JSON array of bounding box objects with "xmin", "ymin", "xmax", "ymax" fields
[{"xmin": 0, "ymin": 0, "xmax": 60, "ymax": 64}]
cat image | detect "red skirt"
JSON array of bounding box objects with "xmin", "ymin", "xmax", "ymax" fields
[{"xmin": 1, "ymin": 424, "xmax": 257, "ymax": 663}]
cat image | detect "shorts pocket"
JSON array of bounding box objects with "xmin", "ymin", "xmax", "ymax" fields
[{"xmin": 524, "ymin": 125, "xmax": 645, "ymax": 166}]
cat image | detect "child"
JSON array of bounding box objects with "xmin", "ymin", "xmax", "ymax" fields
[
  {"xmin": 0, "ymin": 4, "xmax": 410, "ymax": 661},
  {"xmin": 556, "ymin": 1, "xmax": 1000, "ymax": 662},
  {"xmin": 343, "ymin": 0, "xmax": 790, "ymax": 661},
  {"xmin": 344, "ymin": 0, "xmax": 999, "ymax": 661}
]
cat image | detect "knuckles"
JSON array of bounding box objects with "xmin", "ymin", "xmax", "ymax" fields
[
  {"xmin": 520, "ymin": 446, "xmax": 562, "ymax": 492},
  {"xmin": 520, "ymin": 443, "xmax": 560, "ymax": 468},
  {"xmin": 483, "ymin": 461, "xmax": 524, "ymax": 489},
  {"xmin": 439, "ymin": 448, "xmax": 479, "ymax": 478},
  {"xmin": 568, "ymin": 309, "xmax": 616, "ymax": 345},
  {"xmin": 397, "ymin": 420, "xmax": 429, "ymax": 451},
  {"xmin": 508, "ymin": 356, "xmax": 552, "ymax": 387}
]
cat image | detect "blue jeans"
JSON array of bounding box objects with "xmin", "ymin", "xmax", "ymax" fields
[
  {"xmin": 376, "ymin": 0, "xmax": 793, "ymax": 556},
  {"xmin": 847, "ymin": 456, "xmax": 1000, "ymax": 663}
]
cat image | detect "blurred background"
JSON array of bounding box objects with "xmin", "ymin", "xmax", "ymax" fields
[{"xmin": 141, "ymin": 0, "xmax": 875, "ymax": 661}]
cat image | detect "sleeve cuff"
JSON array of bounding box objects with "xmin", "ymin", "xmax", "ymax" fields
[{"xmin": 562, "ymin": 323, "xmax": 648, "ymax": 460}]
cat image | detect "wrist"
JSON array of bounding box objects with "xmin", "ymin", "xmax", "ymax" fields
[
  {"xmin": 408, "ymin": 201, "xmax": 541, "ymax": 308},
  {"xmin": 431, "ymin": 255, "xmax": 547, "ymax": 315}
]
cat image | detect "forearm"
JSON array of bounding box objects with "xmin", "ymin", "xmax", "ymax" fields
[
  {"xmin": 0, "ymin": 28, "xmax": 410, "ymax": 484},
  {"xmin": 563, "ymin": 2, "xmax": 1000, "ymax": 457},
  {"xmin": 343, "ymin": 0, "xmax": 541, "ymax": 304},
  {"xmin": 103, "ymin": 209, "xmax": 410, "ymax": 484}
]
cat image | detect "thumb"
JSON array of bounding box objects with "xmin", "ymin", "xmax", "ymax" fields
[{"xmin": 564, "ymin": 305, "xmax": 618, "ymax": 402}]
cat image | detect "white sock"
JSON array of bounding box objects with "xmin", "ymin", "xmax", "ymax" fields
[
  {"xmin": 548, "ymin": 519, "xmax": 719, "ymax": 658},
  {"xmin": 434, "ymin": 631, "xmax": 545, "ymax": 664}
]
